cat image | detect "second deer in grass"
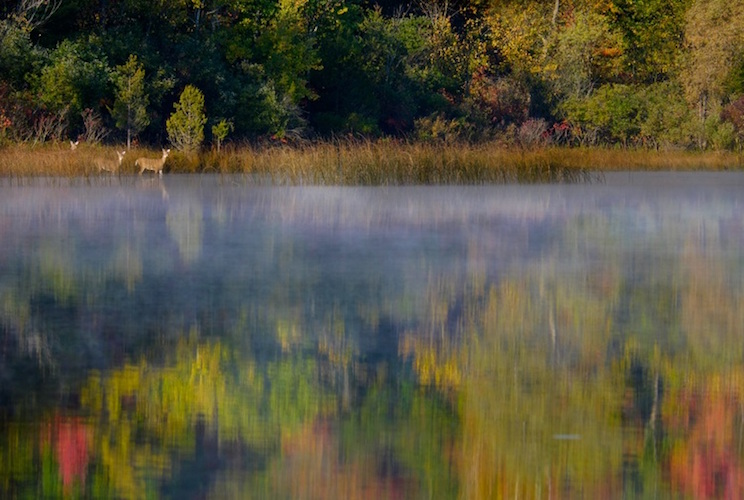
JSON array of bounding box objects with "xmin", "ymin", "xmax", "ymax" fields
[
  {"xmin": 95, "ymin": 150, "xmax": 126, "ymax": 173},
  {"xmin": 136, "ymin": 148, "xmax": 170, "ymax": 175}
]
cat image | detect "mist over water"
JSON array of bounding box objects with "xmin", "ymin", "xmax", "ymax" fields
[{"xmin": 1, "ymin": 173, "xmax": 743, "ymax": 498}]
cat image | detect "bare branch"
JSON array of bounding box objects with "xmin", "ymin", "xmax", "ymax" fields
[{"xmin": 15, "ymin": 0, "xmax": 63, "ymax": 29}]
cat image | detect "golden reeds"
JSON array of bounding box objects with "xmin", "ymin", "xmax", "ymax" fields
[
  {"xmin": 0, "ymin": 143, "xmax": 169, "ymax": 177},
  {"xmin": 1, "ymin": 141, "xmax": 742, "ymax": 183}
]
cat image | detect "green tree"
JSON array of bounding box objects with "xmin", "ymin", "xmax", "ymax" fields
[
  {"xmin": 638, "ymin": 81, "xmax": 694, "ymax": 149},
  {"xmin": 166, "ymin": 85, "xmax": 206, "ymax": 153},
  {"xmin": 304, "ymin": 0, "xmax": 370, "ymax": 134},
  {"xmin": 562, "ymin": 84, "xmax": 643, "ymax": 146},
  {"xmin": 112, "ymin": 54, "xmax": 149, "ymax": 149},
  {"xmin": 34, "ymin": 39, "xmax": 110, "ymax": 124},
  {"xmin": 606, "ymin": 0, "xmax": 687, "ymax": 82},
  {"xmin": 211, "ymin": 118, "xmax": 232, "ymax": 152},
  {"xmin": 544, "ymin": 10, "xmax": 623, "ymax": 101},
  {"xmin": 0, "ymin": 16, "xmax": 41, "ymax": 86},
  {"xmin": 485, "ymin": 0, "xmax": 552, "ymax": 77},
  {"xmin": 256, "ymin": 0, "xmax": 321, "ymax": 104}
]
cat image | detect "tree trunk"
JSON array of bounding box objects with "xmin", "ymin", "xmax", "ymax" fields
[{"xmin": 552, "ymin": 0, "xmax": 560, "ymax": 26}]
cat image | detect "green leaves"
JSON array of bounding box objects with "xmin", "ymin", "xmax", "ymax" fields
[
  {"xmin": 35, "ymin": 39, "xmax": 109, "ymax": 118},
  {"xmin": 112, "ymin": 55, "xmax": 150, "ymax": 149},
  {"xmin": 211, "ymin": 118, "xmax": 233, "ymax": 151},
  {"xmin": 166, "ymin": 84, "xmax": 207, "ymax": 152}
]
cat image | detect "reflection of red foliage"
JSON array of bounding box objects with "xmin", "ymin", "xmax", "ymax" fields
[
  {"xmin": 54, "ymin": 416, "xmax": 90, "ymax": 493},
  {"xmin": 670, "ymin": 394, "xmax": 744, "ymax": 499}
]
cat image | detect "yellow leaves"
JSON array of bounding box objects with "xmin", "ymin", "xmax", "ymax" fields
[
  {"xmin": 400, "ymin": 333, "xmax": 455, "ymax": 393},
  {"xmin": 75, "ymin": 336, "xmax": 235, "ymax": 497},
  {"xmin": 318, "ymin": 311, "xmax": 354, "ymax": 367},
  {"xmin": 401, "ymin": 335, "xmax": 463, "ymax": 391},
  {"xmin": 486, "ymin": 4, "xmax": 553, "ymax": 75},
  {"xmin": 278, "ymin": 0, "xmax": 307, "ymax": 14},
  {"xmin": 682, "ymin": 0, "xmax": 744, "ymax": 115}
]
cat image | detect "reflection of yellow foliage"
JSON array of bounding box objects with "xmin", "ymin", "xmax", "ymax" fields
[
  {"xmin": 399, "ymin": 333, "xmax": 462, "ymax": 391},
  {"xmin": 679, "ymin": 227, "xmax": 744, "ymax": 363},
  {"xmin": 74, "ymin": 330, "xmax": 334, "ymax": 497},
  {"xmin": 277, "ymin": 318, "xmax": 301, "ymax": 352},
  {"xmin": 79, "ymin": 335, "xmax": 228, "ymax": 498},
  {"xmin": 318, "ymin": 311, "xmax": 354, "ymax": 367},
  {"xmin": 462, "ymin": 280, "xmax": 623, "ymax": 498}
]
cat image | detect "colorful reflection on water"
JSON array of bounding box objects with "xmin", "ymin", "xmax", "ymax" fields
[{"xmin": 1, "ymin": 173, "xmax": 743, "ymax": 498}]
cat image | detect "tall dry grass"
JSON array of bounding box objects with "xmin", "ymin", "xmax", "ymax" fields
[
  {"xmin": 0, "ymin": 143, "xmax": 177, "ymax": 176},
  {"xmin": 206, "ymin": 141, "xmax": 599, "ymax": 184},
  {"xmin": 2, "ymin": 141, "xmax": 742, "ymax": 182}
]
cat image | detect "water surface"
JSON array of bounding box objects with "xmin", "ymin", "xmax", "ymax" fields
[{"xmin": 1, "ymin": 172, "xmax": 743, "ymax": 498}]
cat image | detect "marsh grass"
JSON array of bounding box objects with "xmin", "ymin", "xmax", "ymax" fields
[
  {"xmin": 0, "ymin": 143, "xmax": 172, "ymax": 176},
  {"xmin": 226, "ymin": 142, "xmax": 600, "ymax": 184},
  {"xmin": 1, "ymin": 141, "xmax": 742, "ymax": 183}
]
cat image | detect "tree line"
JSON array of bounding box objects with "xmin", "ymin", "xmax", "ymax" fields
[{"xmin": 1, "ymin": 0, "xmax": 744, "ymax": 150}]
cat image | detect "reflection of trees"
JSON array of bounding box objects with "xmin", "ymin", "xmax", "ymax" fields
[
  {"xmin": 76, "ymin": 334, "xmax": 335, "ymax": 497},
  {"xmin": 667, "ymin": 376, "xmax": 744, "ymax": 498},
  {"xmin": 680, "ymin": 224, "xmax": 744, "ymax": 366},
  {"xmin": 399, "ymin": 203, "xmax": 744, "ymax": 497},
  {"xmin": 166, "ymin": 198, "xmax": 203, "ymax": 265},
  {"xmin": 0, "ymin": 415, "xmax": 92, "ymax": 497},
  {"xmin": 3, "ymin": 182, "xmax": 744, "ymax": 497}
]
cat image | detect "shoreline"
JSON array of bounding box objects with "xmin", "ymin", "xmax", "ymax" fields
[{"xmin": 1, "ymin": 142, "xmax": 742, "ymax": 183}]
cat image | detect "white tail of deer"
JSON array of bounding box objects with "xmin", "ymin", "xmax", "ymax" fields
[
  {"xmin": 70, "ymin": 140, "xmax": 79, "ymax": 150},
  {"xmin": 136, "ymin": 148, "xmax": 170, "ymax": 175},
  {"xmin": 95, "ymin": 150, "xmax": 126, "ymax": 173}
]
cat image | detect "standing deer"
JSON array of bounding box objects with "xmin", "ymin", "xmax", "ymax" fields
[
  {"xmin": 136, "ymin": 148, "xmax": 170, "ymax": 175},
  {"xmin": 95, "ymin": 150, "xmax": 126, "ymax": 173}
]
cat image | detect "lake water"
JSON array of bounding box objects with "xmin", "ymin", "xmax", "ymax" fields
[{"xmin": 1, "ymin": 172, "xmax": 743, "ymax": 498}]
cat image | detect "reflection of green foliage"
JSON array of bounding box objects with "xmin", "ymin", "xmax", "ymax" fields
[
  {"xmin": 38, "ymin": 237, "xmax": 78, "ymax": 303},
  {"xmin": 0, "ymin": 424, "xmax": 35, "ymax": 493},
  {"xmin": 348, "ymin": 381, "xmax": 458, "ymax": 498},
  {"xmin": 166, "ymin": 199, "xmax": 204, "ymax": 264},
  {"xmin": 267, "ymin": 356, "xmax": 329, "ymax": 433}
]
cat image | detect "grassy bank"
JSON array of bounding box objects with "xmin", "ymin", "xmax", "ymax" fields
[{"xmin": 1, "ymin": 141, "xmax": 742, "ymax": 183}]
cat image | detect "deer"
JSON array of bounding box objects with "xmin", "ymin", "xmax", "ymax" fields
[
  {"xmin": 70, "ymin": 140, "xmax": 79, "ymax": 150},
  {"xmin": 136, "ymin": 148, "xmax": 170, "ymax": 175},
  {"xmin": 95, "ymin": 150, "xmax": 126, "ymax": 173}
]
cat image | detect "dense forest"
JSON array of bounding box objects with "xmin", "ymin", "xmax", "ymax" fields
[{"xmin": 1, "ymin": 0, "xmax": 744, "ymax": 150}]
